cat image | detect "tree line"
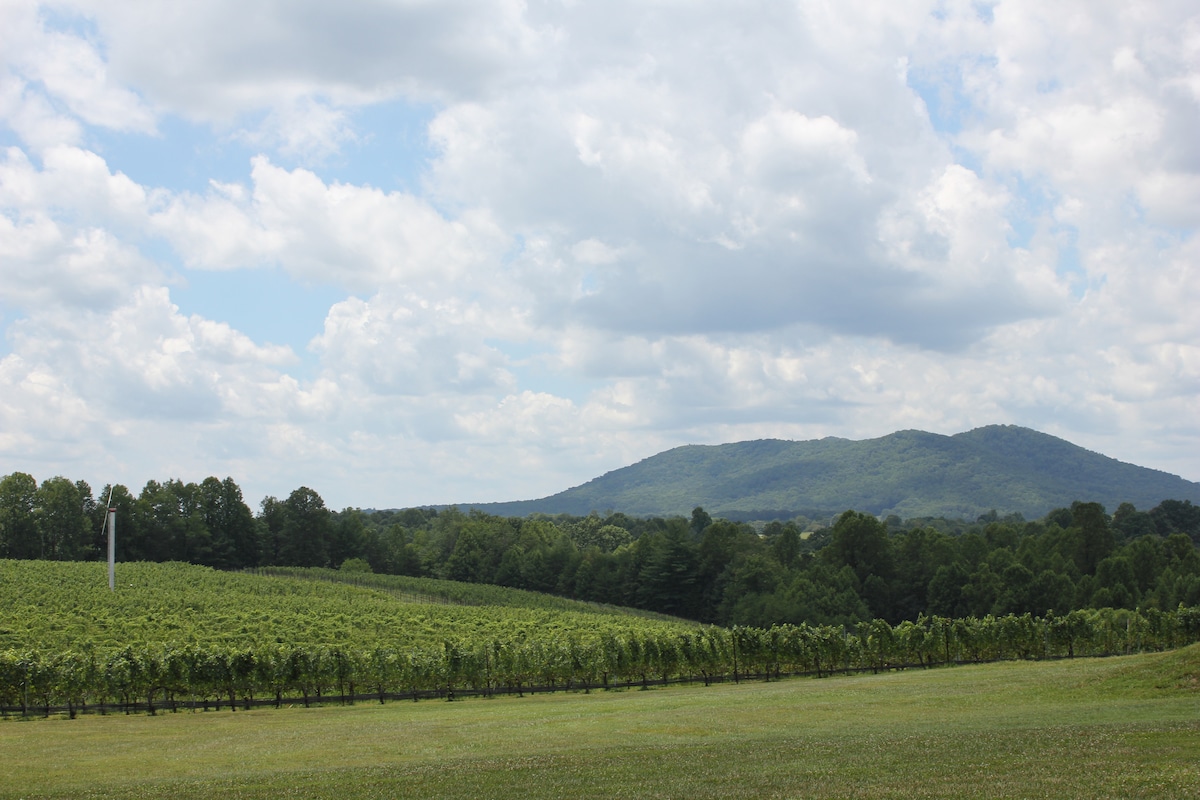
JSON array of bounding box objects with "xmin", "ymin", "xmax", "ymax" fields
[{"xmin": 1, "ymin": 471, "xmax": 1199, "ymax": 626}]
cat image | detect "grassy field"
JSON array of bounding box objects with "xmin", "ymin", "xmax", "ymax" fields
[{"xmin": 3, "ymin": 644, "xmax": 1198, "ymax": 799}]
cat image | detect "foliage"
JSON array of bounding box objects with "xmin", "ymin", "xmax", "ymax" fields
[
  {"xmin": 2, "ymin": 561, "xmax": 1200, "ymax": 719},
  {"xmin": 255, "ymin": 566, "xmax": 685, "ymax": 620}
]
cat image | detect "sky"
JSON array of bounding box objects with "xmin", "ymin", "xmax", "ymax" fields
[{"xmin": 1, "ymin": 0, "xmax": 1198, "ymax": 511}]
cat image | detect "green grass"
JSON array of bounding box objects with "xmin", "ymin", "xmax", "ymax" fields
[{"xmin": 4, "ymin": 646, "xmax": 1199, "ymax": 799}]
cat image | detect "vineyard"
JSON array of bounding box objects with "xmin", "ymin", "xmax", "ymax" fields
[
  {"xmin": 251, "ymin": 565, "xmax": 687, "ymax": 620},
  {"xmin": 3, "ymin": 559, "xmax": 1200, "ymax": 719}
]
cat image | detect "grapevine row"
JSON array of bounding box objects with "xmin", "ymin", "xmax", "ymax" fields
[{"xmin": 4, "ymin": 605, "xmax": 1199, "ymax": 719}]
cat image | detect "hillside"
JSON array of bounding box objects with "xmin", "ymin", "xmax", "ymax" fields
[
  {"xmin": 5, "ymin": 560, "xmax": 1198, "ymax": 724},
  {"xmin": 459, "ymin": 425, "xmax": 1200, "ymax": 520},
  {"xmin": 0, "ymin": 560, "xmax": 696, "ymax": 656}
]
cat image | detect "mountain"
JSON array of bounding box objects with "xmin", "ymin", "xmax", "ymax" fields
[{"xmin": 458, "ymin": 425, "xmax": 1200, "ymax": 521}]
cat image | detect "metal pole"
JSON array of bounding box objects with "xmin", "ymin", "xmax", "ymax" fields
[{"xmin": 107, "ymin": 506, "xmax": 116, "ymax": 591}]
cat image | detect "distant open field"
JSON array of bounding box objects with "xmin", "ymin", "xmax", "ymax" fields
[{"xmin": 3, "ymin": 645, "xmax": 1198, "ymax": 799}]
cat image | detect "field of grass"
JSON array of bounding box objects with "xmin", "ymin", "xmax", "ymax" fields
[{"xmin": 3, "ymin": 644, "xmax": 1197, "ymax": 799}]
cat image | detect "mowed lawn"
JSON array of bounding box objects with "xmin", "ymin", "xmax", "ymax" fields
[{"xmin": 3, "ymin": 646, "xmax": 1199, "ymax": 799}]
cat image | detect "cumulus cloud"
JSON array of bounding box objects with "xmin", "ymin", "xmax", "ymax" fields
[
  {"xmin": 310, "ymin": 293, "xmax": 518, "ymax": 396},
  {"xmin": 234, "ymin": 97, "xmax": 360, "ymax": 166},
  {"xmin": 153, "ymin": 156, "xmax": 509, "ymax": 293},
  {"xmin": 7, "ymin": 286, "xmax": 294, "ymax": 420},
  {"xmin": 416, "ymin": 6, "xmax": 1066, "ymax": 349},
  {"xmin": 68, "ymin": 0, "xmax": 543, "ymax": 108},
  {"xmin": 0, "ymin": 0, "xmax": 1198, "ymax": 507},
  {"xmin": 0, "ymin": 147, "xmax": 162, "ymax": 312},
  {"xmin": 0, "ymin": 1, "xmax": 155, "ymax": 151}
]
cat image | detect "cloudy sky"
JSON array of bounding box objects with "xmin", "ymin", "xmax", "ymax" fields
[{"xmin": 1, "ymin": 0, "xmax": 1198, "ymax": 510}]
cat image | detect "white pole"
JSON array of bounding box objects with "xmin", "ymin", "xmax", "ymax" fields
[
  {"xmin": 102, "ymin": 487, "xmax": 116, "ymax": 591},
  {"xmin": 107, "ymin": 505, "xmax": 116, "ymax": 592}
]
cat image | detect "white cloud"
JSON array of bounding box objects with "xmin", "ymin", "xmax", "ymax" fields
[
  {"xmin": 234, "ymin": 96, "xmax": 358, "ymax": 165},
  {"xmin": 15, "ymin": 22, "xmax": 155, "ymax": 133},
  {"xmin": 1137, "ymin": 170, "xmax": 1200, "ymax": 228},
  {"xmin": 67, "ymin": 0, "xmax": 544, "ymax": 110},
  {"xmin": 153, "ymin": 157, "xmax": 509, "ymax": 293},
  {"xmin": 0, "ymin": 1, "xmax": 155, "ymax": 151},
  {"xmin": 0, "ymin": 282, "xmax": 320, "ymax": 503},
  {"xmin": 8, "ymin": 286, "xmax": 295, "ymax": 418},
  {"xmin": 1, "ymin": 0, "xmax": 1198, "ymax": 508},
  {"xmin": 739, "ymin": 110, "xmax": 871, "ymax": 189},
  {"xmin": 310, "ymin": 293, "xmax": 518, "ymax": 396},
  {"xmin": 571, "ymin": 238, "xmax": 629, "ymax": 266},
  {"xmin": 0, "ymin": 78, "xmax": 84, "ymax": 149}
]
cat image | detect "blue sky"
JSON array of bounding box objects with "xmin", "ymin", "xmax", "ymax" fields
[{"xmin": 1, "ymin": 0, "xmax": 1198, "ymax": 510}]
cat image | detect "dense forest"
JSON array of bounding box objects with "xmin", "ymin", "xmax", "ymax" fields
[{"xmin": 1, "ymin": 471, "xmax": 1199, "ymax": 627}]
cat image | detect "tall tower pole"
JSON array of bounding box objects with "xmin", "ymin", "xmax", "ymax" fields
[{"xmin": 107, "ymin": 505, "xmax": 116, "ymax": 591}]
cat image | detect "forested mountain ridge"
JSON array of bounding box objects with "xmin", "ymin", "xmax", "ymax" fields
[{"xmin": 460, "ymin": 425, "xmax": 1200, "ymax": 520}]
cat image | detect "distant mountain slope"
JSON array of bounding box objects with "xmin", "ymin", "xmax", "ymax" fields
[{"xmin": 460, "ymin": 425, "xmax": 1200, "ymax": 520}]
